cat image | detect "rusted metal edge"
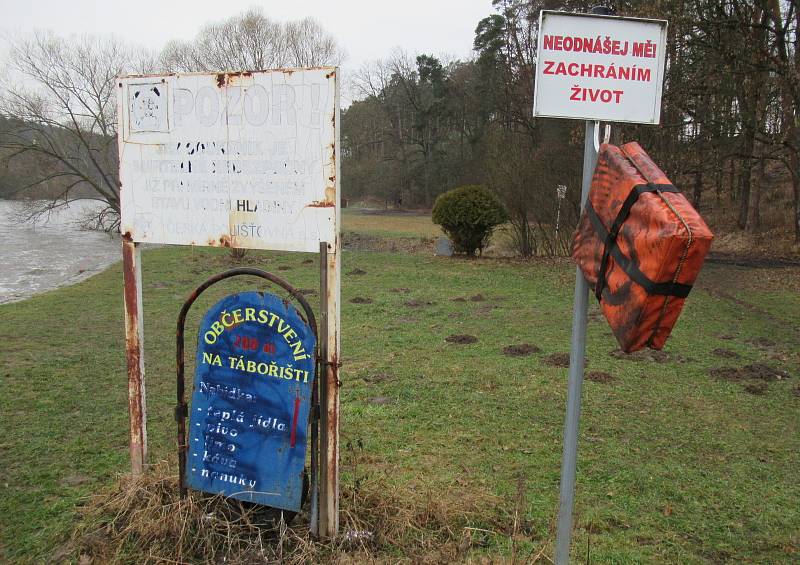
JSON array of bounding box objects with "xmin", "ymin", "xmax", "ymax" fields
[
  {"xmin": 117, "ymin": 66, "xmax": 337, "ymax": 81},
  {"xmin": 176, "ymin": 267, "xmax": 319, "ymax": 499}
]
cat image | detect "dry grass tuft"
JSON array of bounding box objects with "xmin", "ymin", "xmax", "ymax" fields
[{"xmin": 68, "ymin": 460, "xmax": 529, "ymax": 564}]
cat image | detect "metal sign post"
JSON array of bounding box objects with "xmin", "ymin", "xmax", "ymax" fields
[
  {"xmin": 122, "ymin": 235, "xmax": 146, "ymax": 475},
  {"xmin": 531, "ymin": 8, "xmax": 668, "ymax": 563},
  {"xmin": 318, "ymin": 240, "xmax": 341, "ymax": 536},
  {"xmin": 554, "ymin": 121, "xmax": 598, "ymax": 564}
]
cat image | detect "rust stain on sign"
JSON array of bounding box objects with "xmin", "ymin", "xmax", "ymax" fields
[
  {"xmin": 216, "ymin": 71, "xmax": 253, "ymax": 88},
  {"xmin": 308, "ymin": 200, "xmax": 335, "ymax": 208},
  {"xmin": 308, "ymin": 186, "xmax": 337, "ymax": 208}
]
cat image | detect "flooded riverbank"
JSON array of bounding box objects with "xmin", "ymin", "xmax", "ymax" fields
[{"xmin": 0, "ymin": 200, "xmax": 120, "ymax": 304}]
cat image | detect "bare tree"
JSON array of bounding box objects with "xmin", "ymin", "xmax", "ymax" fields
[
  {"xmin": 0, "ymin": 32, "xmax": 148, "ymax": 228},
  {"xmin": 160, "ymin": 9, "xmax": 345, "ymax": 73}
]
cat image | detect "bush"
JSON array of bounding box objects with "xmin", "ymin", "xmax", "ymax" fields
[{"xmin": 432, "ymin": 185, "xmax": 508, "ymax": 256}]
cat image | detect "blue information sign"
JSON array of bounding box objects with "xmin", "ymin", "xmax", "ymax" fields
[{"xmin": 186, "ymin": 291, "xmax": 316, "ymax": 511}]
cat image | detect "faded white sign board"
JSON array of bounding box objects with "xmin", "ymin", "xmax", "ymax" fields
[
  {"xmin": 117, "ymin": 68, "xmax": 339, "ymax": 252},
  {"xmin": 533, "ymin": 12, "xmax": 667, "ymax": 124}
]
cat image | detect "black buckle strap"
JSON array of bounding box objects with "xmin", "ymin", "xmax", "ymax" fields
[{"xmin": 587, "ymin": 183, "xmax": 692, "ymax": 300}]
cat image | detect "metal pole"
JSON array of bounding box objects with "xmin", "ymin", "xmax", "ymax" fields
[
  {"xmin": 317, "ymin": 238, "xmax": 341, "ymax": 537},
  {"xmin": 122, "ymin": 235, "xmax": 147, "ymax": 474},
  {"xmin": 317, "ymin": 69, "xmax": 343, "ymax": 538},
  {"xmin": 312, "ymin": 241, "xmax": 328, "ymax": 537},
  {"xmin": 555, "ymin": 120, "xmax": 599, "ymax": 564}
]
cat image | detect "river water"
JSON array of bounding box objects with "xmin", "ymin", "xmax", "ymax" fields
[{"xmin": 0, "ymin": 200, "xmax": 121, "ymax": 304}]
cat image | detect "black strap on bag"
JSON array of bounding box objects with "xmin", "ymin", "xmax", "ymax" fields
[{"xmin": 587, "ymin": 183, "xmax": 693, "ymax": 301}]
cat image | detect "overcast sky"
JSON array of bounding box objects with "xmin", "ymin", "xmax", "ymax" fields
[{"xmin": 0, "ymin": 1, "xmax": 493, "ymax": 81}]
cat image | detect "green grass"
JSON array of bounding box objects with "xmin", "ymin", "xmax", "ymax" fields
[{"xmin": 1, "ymin": 213, "xmax": 799, "ymax": 563}]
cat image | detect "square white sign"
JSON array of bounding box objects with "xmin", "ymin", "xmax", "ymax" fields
[
  {"xmin": 117, "ymin": 68, "xmax": 339, "ymax": 252},
  {"xmin": 533, "ymin": 11, "xmax": 667, "ymax": 124}
]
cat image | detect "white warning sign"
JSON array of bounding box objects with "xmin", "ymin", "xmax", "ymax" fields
[
  {"xmin": 117, "ymin": 68, "xmax": 339, "ymax": 252},
  {"xmin": 533, "ymin": 11, "xmax": 667, "ymax": 124}
]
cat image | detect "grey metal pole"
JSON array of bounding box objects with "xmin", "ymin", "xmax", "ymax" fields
[{"xmin": 554, "ymin": 120, "xmax": 599, "ymax": 564}]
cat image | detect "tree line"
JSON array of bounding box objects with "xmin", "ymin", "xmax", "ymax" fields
[
  {"xmin": 343, "ymin": 0, "xmax": 800, "ymax": 249},
  {"xmin": 1, "ymin": 1, "xmax": 798, "ymax": 248}
]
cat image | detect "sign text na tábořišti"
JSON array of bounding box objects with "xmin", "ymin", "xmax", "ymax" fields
[
  {"xmin": 533, "ymin": 11, "xmax": 667, "ymax": 124},
  {"xmin": 187, "ymin": 291, "xmax": 316, "ymax": 511}
]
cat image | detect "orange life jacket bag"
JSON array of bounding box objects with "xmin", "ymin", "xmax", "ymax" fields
[{"xmin": 572, "ymin": 142, "xmax": 713, "ymax": 353}]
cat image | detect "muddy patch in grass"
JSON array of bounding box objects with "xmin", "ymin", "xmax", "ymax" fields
[
  {"xmin": 502, "ymin": 343, "xmax": 541, "ymax": 357},
  {"xmin": 709, "ymin": 363, "xmax": 790, "ymax": 382},
  {"xmin": 609, "ymin": 348, "xmax": 677, "ymax": 363},
  {"xmin": 277, "ymin": 265, "xmax": 291, "ymax": 271},
  {"xmin": 452, "ymin": 294, "xmax": 487, "ymax": 303},
  {"xmin": 545, "ymin": 353, "xmax": 574, "ymax": 368},
  {"xmin": 390, "ymin": 287, "xmax": 410, "ymax": 293},
  {"xmin": 712, "ymin": 348, "xmax": 740, "ymax": 359},
  {"xmin": 347, "ymin": 268, "xmax": 367, "ymax": 276},
  {"xmin": 350, "ymin": 296, "xmax": 374, "ymax": 304},
  {"xmin": 404, "ymin": 299, "xmax": 434, "ymax": 308},
  {"xmin": 302, "ymin": 258, "xmax": 314, "ymax": 264},
  {"xmin": 445, "ymin": 334, "xmax": 478, "ymax": 344},
  {"xmin": 586, "ymin": 371, "xmax": 615, "ymax": 384}
]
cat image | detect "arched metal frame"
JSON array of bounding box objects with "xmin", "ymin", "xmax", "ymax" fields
[{"xmin": 175, "ymin": 268, "xmax": 320, "ymax": 514}]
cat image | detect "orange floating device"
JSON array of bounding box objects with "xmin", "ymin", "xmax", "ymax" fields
[{"xmin": 572, "ymin": 142, "xmax": 713, "ymax": 352}]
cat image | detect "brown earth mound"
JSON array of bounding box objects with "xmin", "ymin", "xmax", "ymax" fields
[
  {"xmin": 709, "ymin": 363, "xmax": 790, "ymax": 382},
  {"xmin": 712, "ymin": 348, "xmax": 740, "ymax": 358},
  {"xmin": 445, "ymin": 334, "xmax": 478, "ymax": 344},
  {"xmin": 586, "ymin": 371, "xmax": 615, "ymax": 383},
  {"xmin": 609, "ymin": 349, "xmax": 672, "ymax": 363},
  {"xmin": 350, "ymin": 297, "xmax": 374, "ymax": 304},
  {"xmin": 404, "ymin": 299, "xmax": 434, "ymax": 308},
  {"xmin": 502, "ymin": 344, "xmax": 541, "ymax": 357},
  {"xmin": 545, "ymin": 353, "xmax": 571, "ymax": 368}
]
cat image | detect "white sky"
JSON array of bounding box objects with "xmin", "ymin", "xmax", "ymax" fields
[{"xmin": 0, "ymin": 1, "xmax": 493, "ymax": 90}]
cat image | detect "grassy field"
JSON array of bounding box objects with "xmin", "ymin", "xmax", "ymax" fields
[{"xmin": 1, "ymin": 210, "xmax": 799, "ymax": 563}]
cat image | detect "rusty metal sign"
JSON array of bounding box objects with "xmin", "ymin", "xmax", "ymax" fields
[
  {"xmin": 117, "ymin": 68, "xmax": 339, "ymax": 252},
  {"xmin": 185, "ymin": 290, "xmax": 316, "ymax": 510}
]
